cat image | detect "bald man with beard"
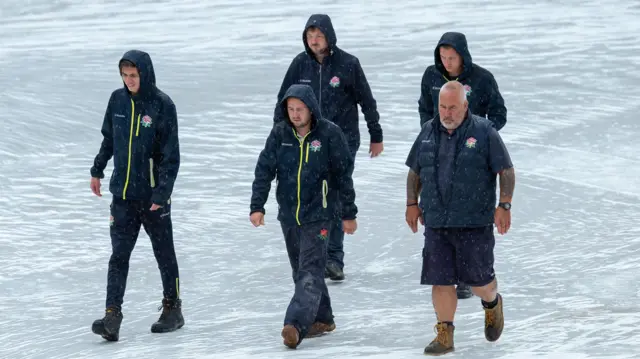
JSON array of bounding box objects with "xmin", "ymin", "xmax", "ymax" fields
[{"xmin": 405, "ymin": 81, "xmax": 515, "ymax": 355}]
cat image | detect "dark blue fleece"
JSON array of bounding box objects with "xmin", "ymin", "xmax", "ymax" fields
[
  {"xmin": 273, "ymin": 14, "xmax": 382, "ymax": 149},
  {"xmin": 418, "ymin": 32, "xmax": 507, "ymax": 130},
  {"xmin": 90, "ymin": 50, "xmax": 180, "ymax": 205},
  {"xmin": 253, "ymin": 84, "xmax": 357, "ymax": 226}
]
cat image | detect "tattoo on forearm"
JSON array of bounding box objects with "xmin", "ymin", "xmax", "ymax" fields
[
  {"xmin": 407, "ymin": 169, "xmax": 422, "ymax": 202},
  {"xmin": 499, "ymin": 167, "xmax": 515, "ymax": 201}
]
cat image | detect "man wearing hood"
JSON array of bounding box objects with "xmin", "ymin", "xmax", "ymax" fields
[
  {"xmin": 89, "ymin": 50, "xmax": 183, "ymax": 341},
  {"xmin": 418, "ymin": 32, "xmax": 507, "ymax": 130},
  {"xmin": 252, "ymin": 84, "xmax": 358, "ymax": 349},
  {"xmin": 273, "ymin": 14, "xmax": 383, "ymax": 281},
  {"xmin": 418, "ymin": 32, "xmax": 507, "ymax": 299}
]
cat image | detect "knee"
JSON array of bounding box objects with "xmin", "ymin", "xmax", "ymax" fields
[
  {"xmin": 298, "ymin": 271, "xmax": 323, "ymax": 288},
  {"xmin": 433, "ymin": 285, "xmax": 456, "ymax": 293},
  {"xmin": 470, "ymin": 278, "xmax": 497, "ymax": 296},
  {"xmin": 109, "ymin": 250, "xmax": 132, "ymax": 264}
]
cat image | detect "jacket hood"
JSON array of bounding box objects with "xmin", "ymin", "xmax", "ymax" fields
[
  {"xmin": 303, "ymin": 14, "xmax": 337, "ymax": 57},
  {"xmin": 434, "ymin": 32, "xmax": 473, "ymax": 79},
  {"xmin": 279, "ymin": 84, "xmax": 323, "ymax": 128},
  {"xmin": 119, "ymin": 49, "xmax": 156, "ymax": 97}
]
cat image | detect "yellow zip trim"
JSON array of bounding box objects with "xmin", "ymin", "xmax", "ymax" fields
[
  {"xmin": 322, "ymin": 179, "xmax": 328, "ymax": 208},
  {"xmin": 176, "ymin": 277, "xmax": 180, "ymax": 298},
  {"xmin": 135, "ymin": 113, "xmax": 141, "ymax": 136},
  {"xmin": 122, "ymin": 99, "xmax": 135, "ymax": 199},
  {"xmin": 294, "ymin": 129, "xmax": 310, "ymax": 226},
  {"xmin": 305, "ymin": 142, "xmax": 309, "ymax": 163},
  {"xmin": 150, "ymin": 158, "xmax": 155, "ymax": 188},
  {"xmin": 443, "ymin": 74, "xmax": 458, "ymax": 82}
]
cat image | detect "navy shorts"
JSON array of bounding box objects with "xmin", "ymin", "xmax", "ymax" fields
[{"xmin": 421, "ymin": 225, "xmax": 495, "ymax": 287}]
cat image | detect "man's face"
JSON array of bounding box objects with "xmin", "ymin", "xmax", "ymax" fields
[
  {"xmin": 438, "ymin": 88, "xmax": 468, "ymax": 131},
  {"xmin": 439, "ymin": 46, "xmax": 463, "ymax": 76},
  {"xmin": 306, "ymin": 27, "xmax": 328, "ymax": 57},
  {"xmin": 121, "ymin": 66, "xmax": 140, "ymax": 94},
  {"xmin": 287, "ymin": 97, "xmax": 312, "ymax": 129}
]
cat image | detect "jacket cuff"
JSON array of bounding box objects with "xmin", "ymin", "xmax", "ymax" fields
[
  {"xmin": 90, "ymin": 167, "xmax": 104, "ymax": 179},
  {"xmin": 151, "ymin": 192, "xmax": 169, "ymax": 205},
  {"xmin": 370, "ymin": 132, "xmax": 383, "ymax": 144},
  {"xmin": 341, "ymin": 203, "xmax": 357, "ymax": 220}
]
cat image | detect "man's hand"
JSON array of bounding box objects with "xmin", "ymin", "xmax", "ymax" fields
[
  {"xmin": 494, "ymin": 207, "xmax": 511, "ymax": 235},
  {"xmin": 150, "ymin": 203, "xmax": 163, "ymax": 211},
  {"xmin": 369, "ymin": 142, "xmax": 384, "ymax": 157},
  {"xmin": 250, "ymin": 212, "xmax": 265, "ymax": 227},
  {"xmin": 343, "ymin": 219, "xmax": 357, "ymax": 234},
  {"xmin": 90, "ymin": 177, "xmax": 102, "ymax": 197},
  {"xmin": 406, "ymin": 204, "xmax": 423, "ymax": 233}
]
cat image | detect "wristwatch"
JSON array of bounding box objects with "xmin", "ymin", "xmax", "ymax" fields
[{"xmin": 498, "ymin": 202, "xmax": 511, "ymax": 210}]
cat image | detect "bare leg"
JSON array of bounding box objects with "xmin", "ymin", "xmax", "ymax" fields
[
  {"xmin": 432, "ymin": 285, "xmax": 457, "ymax": 322},
  {"xmin": 471, "ymin": 278, "xmax": 498, "ymax": 303}
]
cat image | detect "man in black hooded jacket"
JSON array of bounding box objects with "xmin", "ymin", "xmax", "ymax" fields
[
  {"xmin": 418, "ymin": 32, "xmax": 507, "ymax": 130},
  {"xmin": 273, "ymin": 14, "xmax": 383, "ymax": 281},
  {"xmin": 89, "ymin": 49, "xmax": 183, "ymax": 341},
  {"xmin": 417, "ymin": 32, "xmax": 507, "ymax": 299},
  {"xmin": 252, "ymin": 83, "xmax": 358, "ymax": 349}
]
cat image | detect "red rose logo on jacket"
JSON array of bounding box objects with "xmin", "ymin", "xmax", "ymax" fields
[
  {"xmin": 465, "ymin": 137, "xmax": 477, "ymax": 149},
  {"xmin": 310, "ymin": 139, "xmax": 322, "ymax": 152},
  {"xmin": 141, "ymin": 115, "xmax": 152, "ymax": 128},
  {"xmin": 329, "ymin": 76, "xmax": 340, "ymax": 88}
]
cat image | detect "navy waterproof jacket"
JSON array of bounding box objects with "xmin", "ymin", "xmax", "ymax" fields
[
  {"xmin": 253, "ymin": 84, "xmax": 357, "ymax": 226},
  {"xmin": 273, "ymin": 14, "xmax": 383, "ymax": 149},
  {"xmin": 90, "ymin": 50, "xmax": 180, "ymax": 205},
  {"xmin": 418, "ymin": 32, "xmax": 507, "ymax": 130}
]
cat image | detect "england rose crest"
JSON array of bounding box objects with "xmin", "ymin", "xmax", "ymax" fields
[
  {"xmin": 465, "ymin": 137, "xmax": 477, "ymax": 148},
  {"xmin": 141, "ymin": 115, "xmax": 152, "ymax": 128},
  {"xmin": 329, "ymin": 76, "xmax": 340, "ymax": 88},
  {"xmin": 310, "ymin": 139, "xmax": 322, "ymax": 152},
  {"xmin": 463, "ymin": 84, "xmax": 472, "ymax": 97}
]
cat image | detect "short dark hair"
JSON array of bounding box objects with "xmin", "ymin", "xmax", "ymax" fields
[{"xmin": 119, "ymin": 60, "xmax": 136, "ymax": 71}]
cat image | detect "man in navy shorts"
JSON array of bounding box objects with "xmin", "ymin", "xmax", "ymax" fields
[{"xmin": 405, "ymin": 80, "xmax": 515, "ymax": 355}]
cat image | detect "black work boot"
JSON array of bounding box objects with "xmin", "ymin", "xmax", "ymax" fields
[
  {"xmin": 151, "ymin": 298, "xmax": 185, "ymax": 333},
  {"xmin": 92, "ymin": 306, "xmax": 123, "ymax": 341},
  {"xmin": 456, "ymin": 282, "xmax": 473, "ymax": 299},
  {"xmin": 325, "ymin": 262, "xmax": 345, "ymax": 281}
]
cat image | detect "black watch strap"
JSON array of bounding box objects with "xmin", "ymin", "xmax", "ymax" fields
[{"xmin": 498, "ymin": 202, "xmax": 511, "ymax": 210}]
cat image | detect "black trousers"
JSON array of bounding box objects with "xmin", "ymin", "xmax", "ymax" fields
[
  {"xmin": 105, "ymin": 196, "xmax": 180, "ymax": 309},
  {"xmin": 281, "ymin": 220, "xmax": 333, "ymax": 340}
]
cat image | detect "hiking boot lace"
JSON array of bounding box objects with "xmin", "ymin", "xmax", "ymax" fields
[
  {"xmin": 157, "ymin": 303, "xmax": 171, "ymax": 320},
  {"xmin": 485, "ymin": 308, "xmax": 496, "ymax": 327},
  {"xmin": 433, "ymin": 324, "xmax": 449, "ymax": 345}
]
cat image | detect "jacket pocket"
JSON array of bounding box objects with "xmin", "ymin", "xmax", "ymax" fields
[
  {"xmin": 322, "ymin": 179, "xmax": 328, "ymax": 209},
  {"xmin": 149, "ymin": 158, "xmax": 155, "ymax": 188}
]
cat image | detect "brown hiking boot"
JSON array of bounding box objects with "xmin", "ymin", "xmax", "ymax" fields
[
  {"xmin": 484, "ymin": 293, "xmax": 504, "ymax": 342},
  {"xmin": 307, "ymin": 321, "xmax": 336, "ymax": 338},
  {"xmin": 423, "ymin": 322, "xmax": 454, "ymax": 356},
  {"xmin": 281, "ymin": 324, "xmax": 299, "ymax": 349}
]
